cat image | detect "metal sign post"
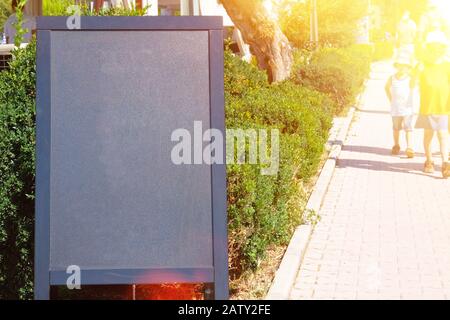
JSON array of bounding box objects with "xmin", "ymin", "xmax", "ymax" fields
[{"xmin": 35, "ymin": 16, "xmax": 228, "ymax": 300}]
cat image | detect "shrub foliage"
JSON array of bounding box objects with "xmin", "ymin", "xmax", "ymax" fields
[
  {"xmin": 0, "ymin": 41, "xmax": 36, "ymax": 299},
  {"xmin": 292, "ymin": 45, "xmax": 372, "ymax": 114},
  {"xmin": 225, "ymin": 51, "xmax": 332, "ymax": 274}
]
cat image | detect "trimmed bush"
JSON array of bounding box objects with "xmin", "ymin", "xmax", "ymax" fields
[
  {"xmin": 225, "ymin": 52, "xmax": 333, "ymax": 273},
  {"xmin": 292, "ymin": 45, "xmax": 371, "ymax": 114},
  {"xmin": 224, "ymin": 50, "xmax": 268, "ymax": 97},
  {"xmin": 0, "ymin": 41, "xmax": 36, "ymax": 299}
]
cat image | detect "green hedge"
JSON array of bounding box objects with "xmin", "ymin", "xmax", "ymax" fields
[
  {"xmin": 225, "ymin": 51, "xmax": 332, "ymax": 274},
  {"xmin": 0, "ymin": 42, "xmax": 36, "ymax": 300},
  {"xmin": 292, "ymin": 45, "xmax": 371, "ymax": 114},
  {"xmin": 42, "ymin": 0, "xmax": 74, "ymax": 16}
]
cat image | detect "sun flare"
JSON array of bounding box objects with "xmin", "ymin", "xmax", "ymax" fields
[{"xmin": 434, "ymin": 0, "xmax": 450, "ymax": 23}]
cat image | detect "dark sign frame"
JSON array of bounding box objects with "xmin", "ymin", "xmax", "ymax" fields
[{"xmin": 35, "ymin": 16, "xmax": 228, "ymax": 300}]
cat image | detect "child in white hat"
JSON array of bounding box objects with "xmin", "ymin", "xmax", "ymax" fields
[{"xmin": 385, "ymin": 50, "xmax": 416, "ymax": 158}]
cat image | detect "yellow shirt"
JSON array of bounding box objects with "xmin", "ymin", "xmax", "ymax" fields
[{"xmin": 419, "ymin": 62, "xmax": 450, "ymax": 115}]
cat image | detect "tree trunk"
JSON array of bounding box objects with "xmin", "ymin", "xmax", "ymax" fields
[{"xmin": 220, "ymin": 0, "xmax": 293, "ymax": 83}]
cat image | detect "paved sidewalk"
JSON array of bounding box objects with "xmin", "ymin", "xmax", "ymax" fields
[{"xmin": 290, "ymin": 61, "xmax": 450, "ymax": 300}]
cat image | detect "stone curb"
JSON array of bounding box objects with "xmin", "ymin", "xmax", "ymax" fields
[{"xmin": 265, "ymin": 106, "xmax": 356, "ymax": 300}]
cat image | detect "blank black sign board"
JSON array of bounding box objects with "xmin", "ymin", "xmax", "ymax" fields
[{"xmin": 35, "ymin": 17, "xmax": 228, "ymax": 300}]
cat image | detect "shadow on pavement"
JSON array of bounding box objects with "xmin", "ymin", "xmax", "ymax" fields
[
  {"xmin": 336, "ymin": 158, "xmax": 444, "ymax": 179},
  {"xmin": 338, "ymin": 145, "xmax": 446, "ymax": 179},
  {"xmin": 342, "ymin": 145, "xmax": 428, "ymax": 157},
  {"xmin": 356, "ymin": 109, "xmax": 391, "ymax": 115}
]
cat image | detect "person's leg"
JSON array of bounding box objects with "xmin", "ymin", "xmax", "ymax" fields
[
  {"xmin": 393, "ymin": 129, "xmax": 400, "ymax": 147},
  {"xmin": 405, "ymin": 131, "xmax": 412, "ymax": 149},
  {"xmin": 392, "ymin": 117, "xmax": 401, "ymax": 155},
  {"xmin": 424, "ymin": 129, "xmax": 434, "ymax": 161},
  {"xmin": 404, "ymin": 116, "xmax": 414, "ymax": 158},
  {"xmin": 424, "ymin": 129, "xmax": 435, "ymax": 173},
  {"xmin": 405, "ymin": 131, "xmax": 414, "ymax": 158}
]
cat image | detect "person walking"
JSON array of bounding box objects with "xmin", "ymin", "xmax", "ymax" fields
[
  {"xmin": 396, "ymin": 11, "xmax": 417, "ymax": 58},
  {"xmin": 415, "ymin": 31, "xmax": 450, "ymax": 178},
  {"xmin": 385, "ymin": 50, "xmax": 416, "ymax": 158}
]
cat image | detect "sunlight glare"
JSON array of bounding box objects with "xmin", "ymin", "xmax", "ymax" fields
[{"xmin": 434, "ymin": 0, "xmax": 450, "ymax": 24}]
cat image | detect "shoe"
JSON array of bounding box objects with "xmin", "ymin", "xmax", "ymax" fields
[
  {"xmin": 391, "ymin": 145, "xmax": 401, "ymax": 155},
  {"xmin": 442, "ymin": 162, "xmax": 450, "ymax": 179},
  {"xmin": 424, "ymin": 161, "xmax": 435, "ymax": 174},
  {"xmin": 406, "ymin": 148, "xmax": 415, "ymax": 159}
]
